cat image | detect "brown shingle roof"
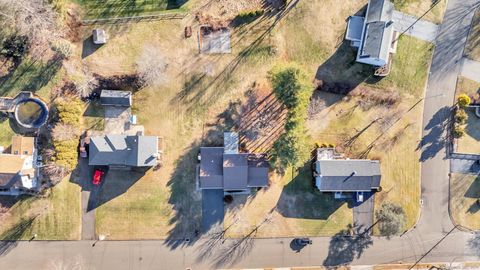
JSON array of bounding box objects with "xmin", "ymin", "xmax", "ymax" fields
[
  {"xmin": 0, "ymin": 155, "xmax": 24, "ymax": 174},
  {"xmin": 11, "ymin": 136, "xmax": 34, "ymax": 156}
]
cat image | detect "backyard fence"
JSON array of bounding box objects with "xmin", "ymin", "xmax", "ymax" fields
[{"xmin": 82, "ymin": 12, "xmax": 187, "ymax": 25}]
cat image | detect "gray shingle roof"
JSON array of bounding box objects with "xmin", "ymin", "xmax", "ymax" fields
[
  {"xmin": 223, "ymin": 154, "xmax": 248, "ymax": 190},
  {"xmin": 358, "ymin": 0, "xmax": 395, "ymax": 64},
  {"xmin": 366, "ymin": 0, "xmax": 393, "ymax": 23},
  {"xmin": 89, "ymin": 135, "xmax": 158, "ymax": 167},
  {"xmin": 100, "ymin": 90, "xmax": 132, "ymax": 106},
  {"xmin": 199, "ymin": 147, "xmax": 224, "ymax": 189},
  {"xmin": 198, "ymin": 147, "xmax": 269, "ymax": 190},
  {"xmin": 315, "ymin": 159, "xmax": 381, "ymax": 192},
  {"xmin": 346, "ymin": 16, "xmax": 365, "ymax": 41}
]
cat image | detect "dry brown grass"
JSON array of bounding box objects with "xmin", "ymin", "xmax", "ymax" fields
[
  {"xmin": 395, "ymin": 0, "xmax": 447, "ymax": 24},
  {"xmin": 450, "ymin": 173, "xmax": 480, "ymax": 230},
  {"xmin": 83, "ymin": 0, "xmax": 431, "ymax": 239},
  {"xmin": 465, "ymin": 7, "xmax": 480, "ymax": 61}
]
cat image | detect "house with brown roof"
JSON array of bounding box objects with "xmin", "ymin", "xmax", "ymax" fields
[
  {"xmin": 0, "ymin": 136, "xmax": 38, "ymax": 195},
  {"xmin": 197, "ymin": 132, "xmax": 269, "ymax": 194}
]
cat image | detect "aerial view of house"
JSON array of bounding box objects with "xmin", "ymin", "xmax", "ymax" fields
[
  {"xmin": 89, "ymin": 134, "xmax": 159, "ymax": 168},
  {"xmin": 0, "ymin": 136, "xmax": 38, "ymax": 195},
  {"xmin": 0, "ymin": 0, "xmax": 479, "ymax": 269},
  {"xmin": 198, "ymin": 132, "xmax": 269, "ymax": 194}
]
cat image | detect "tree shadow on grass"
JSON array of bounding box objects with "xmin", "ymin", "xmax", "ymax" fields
[
  {"xmin": 0, "ymin": 216, "xmax": 36, "ymax": 257},
  {"xmin": 464, "ymin": 175, "xmax": 480, "ymax": 214},
  {"xmin": 171, "ymin": 1, "xmax": 298, "ymax": 114},
  {"xmin": 0, "ymin": 56, "xmax": 62, "ymax": 97},
  {"xmin": 323, "ymin": 224, "xmax": 373, "ymax": 267}
]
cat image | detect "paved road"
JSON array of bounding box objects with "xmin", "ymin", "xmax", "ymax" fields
[
  {"xmin": 393, "ymin": 11, "xmax": 439, "ymax": 42},
  {"xmin": 460, "ymin": 57, "xmax": 480, "ymax": 82},
  {"xmin": 0, "ymin": 1, "xmax": 480, "ymax": 269}
]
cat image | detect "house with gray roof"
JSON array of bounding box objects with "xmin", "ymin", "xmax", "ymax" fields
[
  {"xmin": 89, "ymin": 135, "xmax": 158, "ymax": 168},
  {"xmin": 197, "ymin": 132, "xmax": 269, "ymax": 194},
  {"xmin": 345, "ymin": 0, "xmax": 398, "ymax": 67},
  {"xmin": 313, "ymin": 148, "xmax": 381, "ymax": 198},
  {"xmin": 100, "ymin": 90, "xmax": 132, "ymax": 107}
]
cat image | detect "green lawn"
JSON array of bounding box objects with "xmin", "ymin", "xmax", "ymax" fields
[
  {"xmin": 465, "ymin": 8, "xmax": 480, "ymax": 61},
  {"xmin": 0, "ymin": 57, "xmax": 63, "ymax": 98},
  {"xmin": 75, "ymin": 0, "xmax": 190, "ymax": 19},
  {"xmin": 0, "ymin": 178, "xmax": 81, "ymax": 240},
  {"xmin": 82, "ymin": 101, "xmax": 105, "ymax": 131},
  {"xmin": 451, "ymin": 173, "xmax": 480, "ymax": 230}
]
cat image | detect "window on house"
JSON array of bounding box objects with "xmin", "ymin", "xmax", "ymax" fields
[
  {"xmin": 24, "ymin": 151, "xmax": 28, "ymax": 155},
  {"xmin": 14, "ymin": 151, "xmax": 19, "ymax": 155}
]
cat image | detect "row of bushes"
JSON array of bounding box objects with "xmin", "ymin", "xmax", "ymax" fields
[
  {"xmin": 453, "ymin": 94, "xmax": 471, "ymax": 138},
  {"xmin": 51, "ymin": 97, "xmax": 83, "ymax": 170},
  {"xmin": 269, "ymin": 63, "xmax": 313, "ymax": 168}
]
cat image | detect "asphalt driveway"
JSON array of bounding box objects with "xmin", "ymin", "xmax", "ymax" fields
[
  {"xmin": 201, "ymin": 190, "xmax": 224, "ymax": 234},
  {"xmin": 352, "ymin": 192, "xmax": 374, "ymax": 235}
]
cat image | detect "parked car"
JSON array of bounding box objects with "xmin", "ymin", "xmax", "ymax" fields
[
  {"xmin": 294, "ymin": 238, "xmax": 312, "ymax": 247},
  {"xmin": 92, "ymin": 169, "xmax": 105, "ymax": 186}
]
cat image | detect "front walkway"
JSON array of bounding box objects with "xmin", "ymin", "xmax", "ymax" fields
[
  {"xmin": 460, "ymin": 57, "xmax": 480, "ymax": 82},
  {"xmin": 393, "ymin": 11, "xmax": 439, "ymax": 42}
]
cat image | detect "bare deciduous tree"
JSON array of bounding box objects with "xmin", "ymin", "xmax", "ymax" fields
[
  {"xmin": 135, "ymin": 44, "xmax": 169, "ymax": 87},
  {"xmin": 0, "ymin": 0, "xmax": 62, "ymax": 59},
  {"xmin": 41, "ymin": 163, "xmax": 68, "ymax": 186},
  {"xmin": 51, "ymin": 122, "xmax": 80, "ymax": 141}
]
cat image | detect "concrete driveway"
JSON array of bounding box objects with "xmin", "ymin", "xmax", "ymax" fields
[
  {"xmin": 104, "ymin": 106, "xmax": 131, "ymax": 134},
  {"xmin": 201, "ymin": 190, "xmax": 224, "ymax": 234},
  {"xmin": 352, "ymin": 192, "xmax": 374, "ymax": 235},
  {"xmin": 393, "ymin": 11, "xmax": 439, "ymax": 42},
  {"xmin": 460, "ymin": 58, "xmax": 480, "ymax": 82}
]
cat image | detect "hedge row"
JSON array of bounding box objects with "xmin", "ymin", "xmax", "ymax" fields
[{"xmin": 269, "ymin": 63, "xmax": 313, "ymax": 168}]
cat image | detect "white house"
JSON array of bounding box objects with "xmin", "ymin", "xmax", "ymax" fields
[
  {"xmin": 345, "ymin": 0, "xmax": 398, "ymax": 67},
  {"xmin": 0, "ymin": 136, "xmax": 38, "ymax": 195}
]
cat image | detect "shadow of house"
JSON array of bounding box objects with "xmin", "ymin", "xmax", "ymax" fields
[
  {"xmin": 164, "ymin": 101, "xmax": 263, "ymax": 250},
  {"xmin": 82, "ymin": 35, "xmax": 104, "ymax": 59},
  {"xmin": 92, "ymin": 168, "xmax": 147, "ymax": 210},
  {"xmin": 164, "ymin": 143, "xmax": 202, "ymax": 249},
  {"xmin": 276, "ymin": 166, "xmax": 347, "ymax": 220},
  {"xmin": 464, "ymin": 107, "xmax": 480, "ymax": 141},
  {"xmin": 323, "ymin": 225, "xmax": 373, "ymax": 267},
  {"xmin": 315, "ymin": 42, "xmax": 374, "ymax": 95},
  {"xmin": 417, "ymin": 106, "xmax": 451, "ymax": 161}
]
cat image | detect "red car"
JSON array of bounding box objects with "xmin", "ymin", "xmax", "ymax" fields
[{"xmin": 92, "ymin": 169, "xmax": 105, "ymax": 186}]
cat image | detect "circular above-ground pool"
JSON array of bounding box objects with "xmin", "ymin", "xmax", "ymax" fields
[{"xmin": 14, "ymin": 98, "xmax": 49, "ymax": 129}]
